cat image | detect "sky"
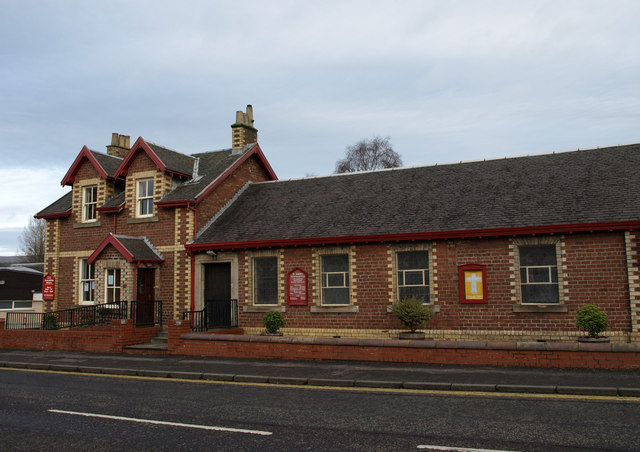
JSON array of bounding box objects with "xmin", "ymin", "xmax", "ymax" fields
[{"xmin": 1, "ymin": 0, "xmax": 639, "ymax": 255}]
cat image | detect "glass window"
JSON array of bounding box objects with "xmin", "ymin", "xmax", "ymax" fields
[
  {"xmin": 80, "ymin": 259, "xmax": 95, "ymax": 304},
  {"xmin": 519, "ymin": 245, "xmax": 559, "ymax": 303},
  {"xmin": 321, "ymin": 254, "xmax": 349, "ymax": 305},
  {"xmin": 137, "ymin": 179, "xmax": 154, "ymax": 217},
  {"xmin": 0, "ymin": 301, "xmax": 13, "ymax": 310},
  {"xmin": 397, "ymin": 250, "xmax": 430, "ymax": 302},
  {"xmin": 254, "ymin": 257, "xmax": 278, "ymax": 305},
  {"xmin": 83, "ymin": 185, "xmax": 97, "ymax": 222},
  {"xmin": 105, "ymin": 268, "xmax": 121, "ymax": 303}
]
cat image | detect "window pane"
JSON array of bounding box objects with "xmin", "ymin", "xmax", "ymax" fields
[
  {"xmin": 399, "ymin": 286, "xmax": 429, "ymax": 303},
  {"xmin": 14, "ymin": 301, "xmax": 32, "ymax": 309},
  {"xmin": 0, "ymin": 301, "xmax": 12, "ymax": 309},
  {"xmin": 322, "ymin": 254, "xmax": 348, "ymax": 272},
  {"xmin": 522, "ymin": 284, "xmax": 559, "ymax": 303},
  {"xmin": 254, "ymin": 257, "xmax": 277, "ymax": 304},
  {"xmin": 322, "ymin": 287, "xmax": 349, "ymax": 305},
  {"xmin": 519, "ymin": 245, "xmax": 556, "ymax": 266},
  {"xmin": 327, "ymin": 273, "xmax": 345, "ymax": 287},
  {"xmin": 403, "ymin": 270, "xmax": 424, "ymax": 286},
  {"xmin": 528, "ymin": 267, "xmax": 550, "ymax": 283},
  {"xmin": 398, "ymin": 251, "xmax": 428, "ymax": 270}
]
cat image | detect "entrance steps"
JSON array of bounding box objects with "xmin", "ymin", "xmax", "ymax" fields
[{"xmin": 124, "ymin": 328, "xmax": 168, "ymax": 354}]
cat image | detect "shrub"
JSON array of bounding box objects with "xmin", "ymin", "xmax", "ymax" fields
[
  {"xmin": 576, "ymin": 304, "xmax": 609, "ymax": 338},
  {"xmin": 391, "ymin": 296, "xmax": 432, "ymax": 332},
  {"xmin": 263, "ymin": 310, "xmax": 285, "ymax": 334},
  {"xmin": 42, "ymin": 313, "xmax": 58, "ymax": 330}
]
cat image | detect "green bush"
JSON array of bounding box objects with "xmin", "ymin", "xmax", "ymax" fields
[
  {"xmin": 576, "ymin": 304, "xmax": 609, "ymax": 338},
  {"xmin": 263, "ymin": 310, "xmax": 285, "ymax": 334},
  {"xmin": 391, "ymin": 296, "xmax": 432, "ymax": 332},
  {"xmin": 42, "ymin": 313, "xmax": 59, "ymax": 330}
]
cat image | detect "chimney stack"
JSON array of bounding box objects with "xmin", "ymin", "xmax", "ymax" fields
[
  {"xmin": 106, "ymin": 133, "xmax": 130, "ymax": 158},
  {"xmin": 231, "ymin": 105, "xmax": 258, "ymax": 151}
]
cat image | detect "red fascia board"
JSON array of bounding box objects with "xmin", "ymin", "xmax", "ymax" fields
[
  {"xmin": 35, "ymin": 210, "xmax": 71, "ymax": 220},
  {"xmin": 186, "ymin": 221, "xmax": 640, "ymax": 251},
  {"xmin": 61, "ymin": 146, "xmax": 110, "ymax": 186},
  {"xmin": 88, "ymin": 234, "xmax": 135, "ymax": 264},
  {"xmin": 192, "ymin": 143, "xmax": 278, "ymax": 205}
]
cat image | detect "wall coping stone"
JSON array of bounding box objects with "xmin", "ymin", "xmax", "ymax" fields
[{"xmin": 177, "ymin": 332, "xmax": 639, "ymax": 353}]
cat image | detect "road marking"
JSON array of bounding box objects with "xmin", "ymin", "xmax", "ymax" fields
[
  {"xmin": 417, "ymin": 445, "xmax": 520, "ymax": 452},
  {"xmin": 5, "ymin": 367, "xmax": 639, "ymax": 403},
  {"xmin": 48, "ymin": 409, "xmax": 272, "ymax": 436}
]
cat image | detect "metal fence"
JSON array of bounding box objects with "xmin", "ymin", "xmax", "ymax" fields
[
  {"xmin": 4, "ymin": 300, "xmax": 161, "ymax": 330},
  {"xmin": 182, "ymin": 299, "xmax": 238, "ymax": 332}
]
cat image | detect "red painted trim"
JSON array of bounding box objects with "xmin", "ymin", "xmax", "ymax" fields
[
  {"xmin": 459, "ymin": 264, "xmax": 488, "ymax": 304},
  {"xmin": 35, "ymin": 210, "xmax": 71, "ymax": 220},
  {"xmin": 61, "ymin": 146, "xmax": 111, "ymax": 186},
  {"xmin": 186, "ymin": 221, "xmax": 640, "ymax": 251},
  {"xmin": 190, "ymin": 254, "xmax": 195, "ymax": 313},
  {"xmin": 133, "ymin": 263, "xmax": 139, "ymax": 301}
]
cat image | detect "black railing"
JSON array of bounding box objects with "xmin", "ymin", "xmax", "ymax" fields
[
  {"xmin": 182, "ymin": 299, "xmax": 238, "ymax": 332},
  {"xmin": 130, "ymin": 300, "xmax": 163, "ymax": 327},
  {"xmin": 5, "ymin": 301, "xmax": 128, "ymax": 330}
]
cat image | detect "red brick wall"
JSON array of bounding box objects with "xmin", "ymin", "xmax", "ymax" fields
[{"xmin": 237, "ymin": 232, "xmax": 633, "ymax": 334}]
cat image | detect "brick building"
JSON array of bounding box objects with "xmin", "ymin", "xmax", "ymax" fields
[{"xmin": 37, "ymin": 108, "xmax": 640, "ymax": 342}]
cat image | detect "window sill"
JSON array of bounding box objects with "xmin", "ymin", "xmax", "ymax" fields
[
  {"xmin": 386, "ymin": 304, "xmax": 440, "ymax": 313},
  {"xmin": 127, "ymin": 216, "xmax": 159, "ymax": 224},
  {"xmin": 243, "ymin": 305, "xmax": 285, "ymax": 313},
  {"xmin": 310, "ymin": 305, "xmax": 359, "ymax": 313},
  {"xmin": 512, "ymin": 304, "xmax": 568, "ymax": 313},
  {"xmin": 74, "ymin": 221, "xmax": 102, "ymax": 229}
]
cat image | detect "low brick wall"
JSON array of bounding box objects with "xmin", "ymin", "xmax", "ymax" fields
[
  {"xmin": 0, "ymin": 319, "xmax": 161, "ymax": 354},
  {"xmin": 168, "ymin": 320, "xmax": 640, "ymax": 370}
]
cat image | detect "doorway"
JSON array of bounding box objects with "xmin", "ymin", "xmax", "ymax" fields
[
  {"xmin": 204, "ymin": 262, "xmax": 232, "ymax": 328},
  {"xmin": 135, "ymin": 268, "xmax": 156, "ymax": 326}
]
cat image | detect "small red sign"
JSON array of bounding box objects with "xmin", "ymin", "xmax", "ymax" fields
[
  {"xmin": 288, "ymin": 268, "xmax": 308, "ymax": 305},
  {"xmin": 43, "ymin": 274, "xmax": 55, "ymax": 301},
  {"xmin": 459, "ymin": 264, "xmax": 488, "ymax": 304}
]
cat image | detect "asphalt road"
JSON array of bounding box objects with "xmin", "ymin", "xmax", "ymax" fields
[{"xmin": 1, "ymin": 368, "xmax": 639, "ymax": 451}]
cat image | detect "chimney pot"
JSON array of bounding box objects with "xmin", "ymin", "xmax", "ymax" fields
[
  {"xmin": 106, "ymin": 133, "xmax": 131, "ymax": 158},
  {"xmin": 231, "ymin": 105, "xmax": 258, "ymax": 150}
]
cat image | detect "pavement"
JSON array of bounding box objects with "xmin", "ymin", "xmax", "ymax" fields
[{"xmin": 1, "ymin": 348, "xmax": 639, "ymax": 397}]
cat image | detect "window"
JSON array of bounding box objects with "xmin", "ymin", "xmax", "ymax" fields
[
  {"xmin": 519, "ymin": 245, "xmax": 559, "ymax": 303},
  {"xmin": 105, "ymin": 268, "xmax": 121, "ymax": 303},
  {"xmin": 83, "ymin": 185, "xmax": 97, "ymax": 222},
  {"xmin": 137, "ymin": 179, "xmax": 154, "ymax": 217},
  {"xmin": 80, "ymin": 259, "xmax": 95, "ymax": 304},
  {"xmin": 321, "ymin": 254, "xmax": 349, "ymax": 305},
  {"xmin": 254, "ymin": 257, "xmax": 278, "ymax": 305},
  {"xmin": 397, "ymin": 250, "xmax": 430, "ymax": 303},
  {"xmin": 0, "ymin": 301, "xmax": 32, "ymax": 310}
]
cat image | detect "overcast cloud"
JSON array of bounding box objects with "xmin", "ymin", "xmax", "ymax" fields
[{"xmin": 1, "ymin": 0, "xmax": 639, "ymax": 254}]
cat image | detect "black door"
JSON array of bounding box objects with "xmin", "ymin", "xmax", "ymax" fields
[
  {"xmin": 136, "ymin": 268, "xmax": 155, "ymax": 326},
  {"xmin": 204, "ymin": 263, "xmax": 231, "ymax": 328}
]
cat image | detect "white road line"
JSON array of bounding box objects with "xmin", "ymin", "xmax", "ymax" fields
[
  {"xmin": 417, "ymin": 445, "xmax": 520, "ymax": 452},
  {"xmin": 48, "ymin": 409, "xmax": 272, "ymax": 436}
]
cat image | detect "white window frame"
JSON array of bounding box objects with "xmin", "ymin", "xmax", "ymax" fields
[
  {"xmin": 79, "ymin": 258, "xmax": 95, "ymax": 305},
  {"xmin": 321, "ymin": 254, "xmax": 350, "ymax": 306},
  {"xmin": 82, "ymin": 185, "xmax": 98, "ymax": 222},
  {"xmin": 137, "ymin": 178, "xmax": 154, "ymax": 218},
  {"xmin": 517, "ymin": 243, "xmax": 561, "ymax": 305},
  {"xmin": 0, "ymin": 301, "xmax": 33, "ymax": 310},
  {"xmin": 396, "ymin": 250, "xmax": 430, "ymax": 303},
  {"xmin": 105, "ymin": 268, "xmax": 122, "ymax": 304}
]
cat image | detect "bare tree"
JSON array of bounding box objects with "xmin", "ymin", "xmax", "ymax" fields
[
  {"xmin": 334, "ymin": 136, "xmax": 402, "ymax": 173},
  {"xmin": 19, "ymin": 217, "xmax": 45, "ymax": 262}
]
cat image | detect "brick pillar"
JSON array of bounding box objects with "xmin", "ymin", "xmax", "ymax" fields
[{"xmin": 625, "ymin": 231, "xmax": 640, "ymax": 335}]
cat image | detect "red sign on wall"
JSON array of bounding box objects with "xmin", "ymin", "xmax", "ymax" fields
[
  {"xmin": 459, "ymin": 264, "xmax": 488, "ymax": 304},
  {"xmin": 43, "ymin": 274, "xmax": 55, "ymax": 301},
  {"xmin": 288, "ymin": 268, "xmax": 308, "ymax": 305}
]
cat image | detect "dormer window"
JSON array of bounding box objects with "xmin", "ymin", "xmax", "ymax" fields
[
  {"xmin": 137, "ymin": 178, "xmax": 154, "ymax": 217},
  {"xmin": 83, "ymin": 185, "xmax": 97, "ymax": 222}
]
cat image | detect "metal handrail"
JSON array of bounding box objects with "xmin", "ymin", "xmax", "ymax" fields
[
  {"xmin": 4, "ymin": 301, "xmax": 128, "ymax": 330},
  {"xmin": 182, "ymin": 299, "xmax": 238, "ymax": 332}
]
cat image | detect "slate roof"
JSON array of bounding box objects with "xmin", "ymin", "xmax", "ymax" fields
[
  {"xmin": 90, "ymin": 150, "xmax": 122, "ymax": 177},
  {"xmin": 100, "ymin": 189, "xmax": 125, "ymax": 210},
  {"xmin": 147, "ymin": 143, "xmax": 196, "ymax": 177},
  {"xmin": 113, "ymin": 235, "xmax": 164, "ymax": 261},
  {"xmin": 35, "ymin": 191, "xmax": 73, "ymax": 218},
  {"xmin": 193, "ymin": 143, "xmax": 640, "ymax": 247},
  {"xmin": 159, "ymin": 145, "xmax": 252, "ymax": 203}
]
